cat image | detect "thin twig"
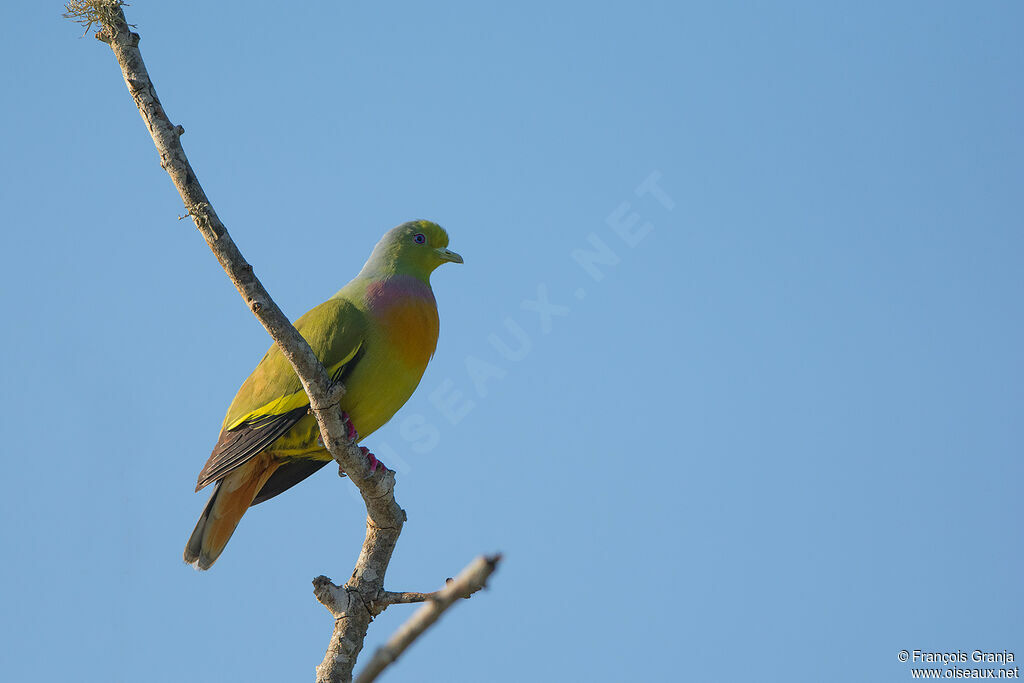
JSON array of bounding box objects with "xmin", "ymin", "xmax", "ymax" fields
[
  {"xmin": 356, "ymin": 555, "xmax": 502, "ymax": 683},
  {"xmin": 375, "ymin": 591, "xmax": 439, "ymax": 607}
]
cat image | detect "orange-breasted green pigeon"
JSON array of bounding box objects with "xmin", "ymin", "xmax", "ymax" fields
[{"xmin": 184, "ymin": 220, "xmax": 462, "ymax": 569}]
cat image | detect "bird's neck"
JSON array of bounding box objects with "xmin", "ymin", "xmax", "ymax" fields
[
  {"xmin": 357, "ymin": 243, "xmax": 432, "ymax": 284},
  {"xmin": 358, "ymin": 273, "xmax": 436, "ymax": 311}
]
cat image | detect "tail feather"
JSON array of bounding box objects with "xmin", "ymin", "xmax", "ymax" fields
[
  {"xmin": 184, "ymin": 454, "xmax": 279, "ymax": 570},
  {"xmin": 184, "ymin": 487, "xmax": 216, "ymax": 568}
]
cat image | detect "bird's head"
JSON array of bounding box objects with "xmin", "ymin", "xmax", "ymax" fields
[{"xmin": 360, "ymin": 220, "xmax": 463, "ymax": 281}]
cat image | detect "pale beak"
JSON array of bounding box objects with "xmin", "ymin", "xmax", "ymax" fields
[{"xmin": 436, "ymin": 247, "xmax": 464, "ymax": 264}]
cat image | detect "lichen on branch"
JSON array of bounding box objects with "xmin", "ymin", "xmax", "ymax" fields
[{"xmin": 63, "ymin": 0, "xmax": 130, "ymax": 37}]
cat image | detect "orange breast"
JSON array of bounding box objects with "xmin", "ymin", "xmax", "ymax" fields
[{"xmin": 379, "ymin": 297, "xmax": 439, "ymax": 370}]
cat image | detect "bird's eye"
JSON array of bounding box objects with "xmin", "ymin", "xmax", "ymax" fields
[{"xmin": 413, "ymin": 233, "xmax": 426, "ymax": 244}]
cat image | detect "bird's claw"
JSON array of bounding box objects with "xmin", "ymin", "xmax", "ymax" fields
[
  {"xmin": 359, "ymin": 446, "xmax": 387, "ymax": 473},
  {"xmin": 341, "ymin": 411, "xmax": 359, "ymax": 442},
  {"xmin": 333, "ymin": 415, "xmax": 385, "ymax": 474},
  {"xmin": 337, "ymin": 446, "xmax": 388, "ymax": 475}
]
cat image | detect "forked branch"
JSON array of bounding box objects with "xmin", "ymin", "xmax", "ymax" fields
[{"xmin": 356, "ymin": 555, "xmax": 502, "ymax": 683}]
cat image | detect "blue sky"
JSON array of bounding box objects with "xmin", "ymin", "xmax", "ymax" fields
[{"xmin": 2, "ymin": 2, "xmax": 1022, "ymax": 681}]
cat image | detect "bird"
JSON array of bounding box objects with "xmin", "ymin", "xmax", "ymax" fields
[{"xmin": 184, "ymin": 220, "xmax": 463, "ymax": 570}]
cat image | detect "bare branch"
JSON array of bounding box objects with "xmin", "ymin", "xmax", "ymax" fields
[
  {"xmin": 355, "ymin": 555, "xmax": 502, "ymax": 683},
  {"xmin": 71, "ymin": 4, "xmax": 498, "ymax": 682},
  {"xmin": 375, "ymin": 591, "xmax": 439, "ymax": 607}
]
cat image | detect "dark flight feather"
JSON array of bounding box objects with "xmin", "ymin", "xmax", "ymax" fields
[{"xmin": 194, "ymin": 406, "xmax": 308, "ymax": 492}]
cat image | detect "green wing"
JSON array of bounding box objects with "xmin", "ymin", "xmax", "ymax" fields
[{"xmin": 194, "ymin": 297, "xmax": 366, "ymax": 491}]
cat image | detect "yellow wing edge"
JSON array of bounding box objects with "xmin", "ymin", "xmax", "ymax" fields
[{"xmin": 223, "ymin": 345, "xmax": 362, "ymax": 432}]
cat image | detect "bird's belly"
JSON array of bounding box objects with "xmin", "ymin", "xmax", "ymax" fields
[
  {"xmin": 265, "ymin": 359, "xmax": 427, "ymax": 460},
  {"xmin": 342, "ymin": 359, "xmax": 425, "ymax": 440}
]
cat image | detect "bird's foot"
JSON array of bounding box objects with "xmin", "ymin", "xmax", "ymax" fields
[
  {"xmin": 341, "ymin": 411, "xmax": 359, "ymax": 442},
  {"xmin": 359, "ymin": 446, "xmax": 388, "ymax": 473},
  {"xmin": 336, "ymin": 444, "xmax": 388, "ymax": 476}
]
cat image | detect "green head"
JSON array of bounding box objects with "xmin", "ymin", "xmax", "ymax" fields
[{"xmin": 358, "ymin": 220, "xmax": 463, "ymax": 281}]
